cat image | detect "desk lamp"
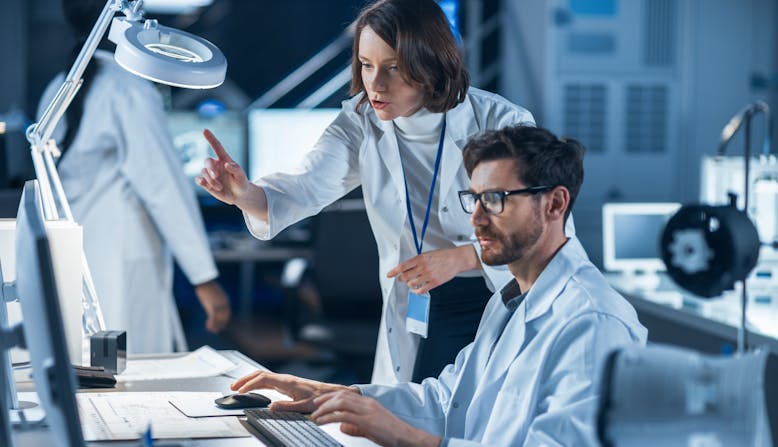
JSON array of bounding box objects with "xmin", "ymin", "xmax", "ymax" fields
[
  {"xmin": 659, "ymin": 102, "xmax": 771, "ymax": 354},
  {"xmin": 25, "ymin": 0, "xmax": 226, "ymax": 338}
]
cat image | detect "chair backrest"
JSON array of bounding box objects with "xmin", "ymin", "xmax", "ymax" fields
[{"xmin": 310, "ymin": 200, "xmax": 382, "ymax": 321}]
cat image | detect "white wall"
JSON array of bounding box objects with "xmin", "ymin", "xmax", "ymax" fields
[{"xmin": 501, "ymin": 0, "xmax": 549, "ymax": 122}]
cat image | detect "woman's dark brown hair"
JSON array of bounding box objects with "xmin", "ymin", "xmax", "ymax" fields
[{"xmin": 350, "ymin": 0, "xmax": 469, "ymax": 113}]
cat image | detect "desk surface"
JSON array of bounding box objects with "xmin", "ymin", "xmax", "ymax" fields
[
  {"xmin": 211, "ymin": 245, "xmax": 313, "ymax": 263},
  {"xmin": 209, "ymin": 232, "xmax": 312, "ymax": 263},
  {"xmin": 12, "ymin": 350, "xmax": 377, "ymax": 447},
  {"xmin": 605, "ymin": 272, "xmax": 778, "ymax": 353}
]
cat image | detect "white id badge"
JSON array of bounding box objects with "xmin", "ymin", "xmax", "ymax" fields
[{"xmin": 406, "ymin": 291, "xmax": 430, "ymax": 338}]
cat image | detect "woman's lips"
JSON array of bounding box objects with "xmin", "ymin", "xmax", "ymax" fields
[{"xmin": 371, "ymin": 99, "xmax": 389, "ymax": 110}]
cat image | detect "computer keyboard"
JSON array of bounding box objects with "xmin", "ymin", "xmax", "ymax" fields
[{"xmin": 244, "ymin": 408, "xmax": 343, "ymax": 447}]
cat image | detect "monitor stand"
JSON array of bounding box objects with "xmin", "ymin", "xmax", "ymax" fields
[
  {"xmin": 0, "ymin": 304, "xmax": 27, "ymax": 447},
  {"xmin": 1, "ymin": 264, "xmax": 38, "ymax": 437},
  {"xmin": 619, "ymin": 270, "xmax": 662, "ymax": 292}
]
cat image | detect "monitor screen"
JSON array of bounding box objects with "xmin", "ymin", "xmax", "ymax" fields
[
  {"xmin": 13, "ymin": 181, "xmax": 85, "ymax": 447},
  {"xmin": 247, "ymin": 108, "xmax": 341, "ymax": 181},
  {"xmin": 602, "ymin": 202, "xmax": 681, "ymax": 273},
  {"xmin": 166, "ymin": 110, "xmax": 247, "ymax": 196}
]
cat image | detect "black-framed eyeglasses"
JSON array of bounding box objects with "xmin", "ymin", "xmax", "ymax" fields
[{"xmin": 458, "ymin": 186, "xmax": 552, "ymax": 215}]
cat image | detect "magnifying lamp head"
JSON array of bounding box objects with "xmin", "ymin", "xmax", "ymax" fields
[{"xmin": 108, "ymin": 17, "xmax": 226, "ymax": 89}]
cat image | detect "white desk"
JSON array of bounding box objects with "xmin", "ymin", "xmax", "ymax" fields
[
  {"xmin": 604, "ymin": 272, "xmax": 778, "ymax": 353},
  {"xmin": 11, "ymin": 350, "xmax": 376, "ymax": 446}
]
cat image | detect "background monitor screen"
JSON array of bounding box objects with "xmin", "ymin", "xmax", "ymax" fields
[
  {"xmin": 247, "ymin": 108, "xmax": 340, "ymax": 181},
  {"xmin": 602, "ymin": 202, "xmax": 681, "ymax": 273},
  {"xmin": 14, "ymin": 181, "xmax": 85, "ymax": 447},
  {"xmin": 166, "ymin": 110, "xmax": 247, "ymax": 196}
]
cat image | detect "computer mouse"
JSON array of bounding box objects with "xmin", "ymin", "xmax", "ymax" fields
[{"xmin": 214, "ymin": 392, "xmax": 271, "ymax": 409}]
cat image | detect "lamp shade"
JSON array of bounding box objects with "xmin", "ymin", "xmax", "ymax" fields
[{"xmin": 108, "ymin": 17, "xmax": 226, "ymax": 89}]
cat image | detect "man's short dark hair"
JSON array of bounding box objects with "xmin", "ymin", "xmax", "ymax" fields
[
  {"xmin": 350, "ymin": 0, "xmax": 469, "ymax": 113},
  {"xmin": 463, "ymin": 125, "xmax": 585, "ymax": 221}
]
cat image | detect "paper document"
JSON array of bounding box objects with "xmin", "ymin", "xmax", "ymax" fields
[
  {"xmin": 77, "ymin": 392, "xmax": 250, "ymax": 441},
  {"xmin": 117, "ymin": 346, "xmax": 237, "ymax": 381}
]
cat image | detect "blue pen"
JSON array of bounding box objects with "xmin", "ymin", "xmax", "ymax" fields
[{"xmin": 142, "ymin": 423, "xmax": 154, "ymax": 447}]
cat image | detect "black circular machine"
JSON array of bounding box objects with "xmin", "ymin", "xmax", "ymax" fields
[{"xmin": 660, "ymin": 203, "xmax": 760, "ymax": 298}]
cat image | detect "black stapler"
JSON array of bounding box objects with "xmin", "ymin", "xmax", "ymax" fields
[{"xmin": 73, "ymin": 364, "xmax": 117, "ymax": 389}]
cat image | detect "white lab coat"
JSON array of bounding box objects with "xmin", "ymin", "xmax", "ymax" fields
[
  {"xmin": 37, "ymin": 51, "xmax": 218, "ymax": 354},
  {"xmin": 245, "ymin": 88, "xmax": 574, "ymax": 384},
  {"xmin": 357, "ymin": 237, "xmax": 648, "ymax": 446}
]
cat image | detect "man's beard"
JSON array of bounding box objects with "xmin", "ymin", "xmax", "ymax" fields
[{"xmin": 477, "ymin": 211, "xmax": 543, "ymax": 266}]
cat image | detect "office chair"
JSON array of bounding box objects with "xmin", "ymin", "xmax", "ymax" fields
[{"xmin": 281, "ymin": 198, "xmax": 382, "ymax": 382}]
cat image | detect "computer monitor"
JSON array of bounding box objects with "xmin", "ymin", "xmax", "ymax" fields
[
  {"xmin": 166, "ymin": 110, "xmax": 247, "ymax": 196},
  {"xmin": 602, "ymin": 202, "xmax": 681, "ymax": 274},
  {"xmin": 247, "ymin": 108, "xmax": 341, "ymax": 180},
  {"xmin": 3, "ymin": 181, "xmax": 85, "ymax": 447}
]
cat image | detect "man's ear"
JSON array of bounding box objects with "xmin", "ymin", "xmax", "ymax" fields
[{"xmin": 545, "ymin": 186, "xmax": 570, "ymax": 222}]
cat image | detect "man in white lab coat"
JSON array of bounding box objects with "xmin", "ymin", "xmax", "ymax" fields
[{"xmin": 230, "ymin": 125, "xmax": 647, "ymax": 446}]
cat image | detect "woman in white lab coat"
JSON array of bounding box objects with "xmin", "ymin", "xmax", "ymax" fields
[
  {"xmin": 199, "ymin": 0, "xmax": 560, "ymax": 384},
  {"xmin": 36, "ymin": 0, "xmax": 232, "ymax": 354}
]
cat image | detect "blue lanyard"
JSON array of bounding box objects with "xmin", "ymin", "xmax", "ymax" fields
[{"xmin": 401, "ymin": 117, "xmax": 446, "ymax": 255}]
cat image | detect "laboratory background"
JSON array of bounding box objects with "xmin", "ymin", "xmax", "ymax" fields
[{"xmin": 1, "ymin": 0, "xmax": 778, "ymax": 442}]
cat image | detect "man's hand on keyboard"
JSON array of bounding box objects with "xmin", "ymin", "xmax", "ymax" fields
[
  {"xmin": 311, "ymin": 390, "xmax": 442, "ymax": 447},
  {"xmin": 231, "ymin": 371, "xmax": 356, "ymax": 413}
]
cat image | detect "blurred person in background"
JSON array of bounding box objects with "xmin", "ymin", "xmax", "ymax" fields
[{"xmin": 36, "ymin": 0, "xmax": 232, "ymax": 353}]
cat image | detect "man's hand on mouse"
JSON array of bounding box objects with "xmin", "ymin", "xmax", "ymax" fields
[
  {"xmin": 215, "ymin": 392, "xmax": 270, "ymax": 409},
  {"xmin": 230, "ymin": 371, "xmax": 358, "ymax": 413}
]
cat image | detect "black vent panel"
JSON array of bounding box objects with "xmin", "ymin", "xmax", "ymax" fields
[{"xmin": 564, "ymin": 83, "xmax": 607, "ymax": 152}]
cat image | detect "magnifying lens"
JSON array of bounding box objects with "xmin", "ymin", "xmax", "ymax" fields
[{"xmin": 108, "ymin": 17, "xmax": 227, "ymax": 89}]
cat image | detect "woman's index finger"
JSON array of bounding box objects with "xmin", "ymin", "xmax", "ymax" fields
[{"xmin": 203, "ymin": 128, "xmax": 233, "ymax": 161}]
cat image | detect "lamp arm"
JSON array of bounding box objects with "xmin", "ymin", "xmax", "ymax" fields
[
  {"xmin": 28, "ymin": 0, "xmax": 125, "ymax": 147},
  {"xmin": 735, "ymin": 103, "xmax": 771, "ymax": 354},
  {"xmin": 717, "ymin": 101, "xmax": 771, "ymax": 157},
  {"xmin": 26, "ymin": 0, "xmax": 127, "ymax": 220},
  {"xmin": 21, "ymin": 0, "xmax": 137, "ymax": 338},
  {"xmin": 739, "ymin": 103, "xmax": 771, "ymax": 213},
  {"xmin": 714, "ymin": 101, "xmax": 772, "ymax": 354},
  {"xmin": 761, "ymin": 106, "xmax": 772, "ymax": 156}
]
